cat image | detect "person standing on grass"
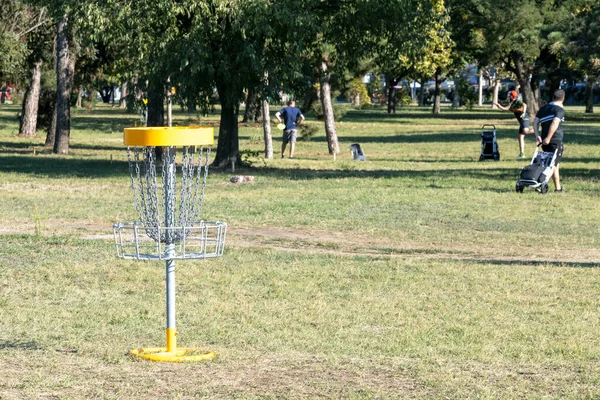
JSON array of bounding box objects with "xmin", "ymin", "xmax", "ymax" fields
[
  {"xmin": 533, "ymin": 89, "xmax": 566, "ymax": 193},
  {"xmin": 493, "ymin": 89, "xmax": 534, "ymax": 159},
  {"xmin": 275, "ymin": 99, "xmax": 304, "ymax": 159}
]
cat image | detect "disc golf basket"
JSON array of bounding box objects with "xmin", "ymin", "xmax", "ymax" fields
[{"xmin": 113, "ymin": 126, "xmax": 226, "ymax": 362}]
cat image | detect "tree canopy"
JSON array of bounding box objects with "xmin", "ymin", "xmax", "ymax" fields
[{"xmin": 3, "ymin": 0, "xmax": 600, "ymax": 156}]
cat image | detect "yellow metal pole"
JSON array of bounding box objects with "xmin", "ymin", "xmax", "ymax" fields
[{"xmin": 166, "ymin": 328, "xmax": 177, "ymax": 353}]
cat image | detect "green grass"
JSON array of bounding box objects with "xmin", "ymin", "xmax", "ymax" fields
[{"xmin": 0, "ymin": 102, "xmax": 599, "ymax": 399}]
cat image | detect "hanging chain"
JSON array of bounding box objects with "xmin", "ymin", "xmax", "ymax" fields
[{"xmin": 125, "ymin": 145, "xmax": 212, "ymax": 244}]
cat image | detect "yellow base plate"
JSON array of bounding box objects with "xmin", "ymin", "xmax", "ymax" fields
[{"xmin": 129, "ymin": 347, "xmax": 216, "ymax": 362}]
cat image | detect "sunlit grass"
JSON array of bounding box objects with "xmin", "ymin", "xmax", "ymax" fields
[{"xmin": 0, "ymin": 102, "xmax": 599, "ymax": 398}]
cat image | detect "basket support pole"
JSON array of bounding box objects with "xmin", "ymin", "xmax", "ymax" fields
[
  {"xmin": 164, "ymin": 146, "xmax": 177, "ymax": 353},
  {"xmin": 166, "ymin": 251, "xmax": 177, "ymax": 353}
]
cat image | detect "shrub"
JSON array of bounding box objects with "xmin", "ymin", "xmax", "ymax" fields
[
  {"xmin": 299, "ymin": 124, "xmax": 318, "ymax": 141},
  {"xmin": 311, "ymin": 101, "xmax": 346, "ymax": 120},
  {"xmin": 394, "ymin": 87, "xmax": 412, "ymax": 107},
  {"xmin": 455, "ymin": 76, "xmax": 478, "ymax": 110}
]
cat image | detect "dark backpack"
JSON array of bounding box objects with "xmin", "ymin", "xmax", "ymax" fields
[{"xmin": 520, "ymin": 162, "xmax": 545, "ymax": 182}]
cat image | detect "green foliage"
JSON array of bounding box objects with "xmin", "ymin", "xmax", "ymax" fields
[
  {"xmin": 553, "ymin": 2, "xmax": 600, "ymax": 81},
  {"xmin": 455, "ymin": 76, "xmax": 478, "ymax": 110},
  {"xmin": 0, "ymin": 32, "xmax": 28, "ymax": 83},
  {"xmin": 347, "ymin": 78, "xmax": 371, "ymax": 107},
  {"xmin": 366, "ymin": 73, "xmax": 385, "ymax": 106},
  {"xmin": 394, "ymin": 87, "xmax": 412, "ymax": 107},
  {"xmin": 311, "ymin": 101, "xmax": 346, "ymax": 120},
  {"xmin": 240, "ymin": 149, "xmax": 261, "ymax": 167}
]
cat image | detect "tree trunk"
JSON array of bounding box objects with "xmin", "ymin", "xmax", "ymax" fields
[
  {"xmin": 147, "ymin": 80, "xmax": 164, "ymax": 127},
  {"xmin": 585, "ymin": 79, "xmax": 594, "ymax": 113},
  {"xmin": 213, "ymin": 95, "xmax": 240, "ymax": 168},
  {"xmin": 19, "ymin": 60, "xmax": 43, "ymax": 137},
  {"xmin": 261, "ymin": 98, "xmax": 273, "ymax": 159},
  {"xmin": 511, "ymin": 52, "xmax": 538, "ymax": 117},
  {"xmin": 432, "ymin": 67, "xmax": 442, "ymax": 114},
  {"xmin": 492, "ymin": 79, "xmax": 501, "ymax": 108},
  {"xmin": 419, "ymin": 78, "xmax": 425, "ymax": 106},
  {"xmin": 478, "ymin": 70, "xmax": 483, "ymax": 106},
  {"xmin": 320, "ymin": 59, "xmax": 339, "ymax": 155},
  {"xmin": 120, "ymin": 82, "xmax": 127, "ymax": 109},
  {"xmin": 242, "ymin": 89, "xmax": 260, "ymax": 123},
  {"xmin": 386, "ymin": 77, "xmax": 397, "ymax": 114},
  {"xmin": 54, "ymin": 14, "xmax": 74, "ymax": 155},
  {"xmin": 45, "ymin": 100, "xmax": 57, "ymax": 148}
]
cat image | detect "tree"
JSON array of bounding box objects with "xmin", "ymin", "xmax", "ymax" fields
[
  {"xmin": 18, "ymin": 6, "xmax": 53, "ymax": 137},
  {"xmin": 0, "ymin": 1, "xmax": 49, "ymax": 85},
  {"xmin": 369, "ymin": 0, "xmax": 453, "ymax": 114},
  {"xmin": 24, "ymin": 0, "xmax": 108, "ymax": 153},
  {"xmin": 550, "ymin": 2, "xmax": 600, "ymax": 113},
  {"xmin": 452, "ymin": 0, "xmax": 593, "ymax": 116}
]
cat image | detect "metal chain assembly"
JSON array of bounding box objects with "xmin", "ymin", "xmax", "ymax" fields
[{"xmin": 126, "ymin": 146, "xmax": 212, "ymax": 244}]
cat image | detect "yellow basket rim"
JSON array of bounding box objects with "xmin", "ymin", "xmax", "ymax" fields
[{"xmin": 124, "ymin": 126, "xmax": 214, "ymax": 147}]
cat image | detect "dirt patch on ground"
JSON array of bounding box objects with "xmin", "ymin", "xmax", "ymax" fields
[{"xmin": 3, "ymin": 220, "xmax": 600, "ymax": 266}]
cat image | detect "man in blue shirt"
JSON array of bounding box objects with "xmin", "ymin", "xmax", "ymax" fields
[
  {"xmin": 276, "ymin": 100, "xmax": 304, "ymax": 159},
  {"xmin": 533, "ymin": 89, "xmax": 566, "ymax": 192}
]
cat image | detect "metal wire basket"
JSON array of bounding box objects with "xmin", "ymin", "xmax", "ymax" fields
[{"xmin": 113, "ymin": 221, "xmax": 226, "ymax": 260}]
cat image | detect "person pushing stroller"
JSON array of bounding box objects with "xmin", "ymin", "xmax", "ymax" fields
[{"xmin": 532, "ymin": 89, "xmax": 566, "ymax": 193}]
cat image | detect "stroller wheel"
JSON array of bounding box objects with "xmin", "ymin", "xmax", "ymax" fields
[
  {"xmin": 515, "ymin": 183, "xmax": 524, "ymax": 193},
  {"xmin": 540, "ymin": 183, "xmax": 549, "ymax": 194}
]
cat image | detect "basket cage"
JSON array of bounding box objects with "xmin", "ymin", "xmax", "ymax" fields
[
  {"xmin": 113, "ymin": 221, "xmax": 226, "ymax": 260},
  {"xmin": 113, "ymin": 145, "xmax": 227, "ymax": 260}
]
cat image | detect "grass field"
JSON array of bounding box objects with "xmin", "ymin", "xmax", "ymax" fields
[{"xmin": 0, "ymin": 102, "xmax": 599, "ymax": 399}]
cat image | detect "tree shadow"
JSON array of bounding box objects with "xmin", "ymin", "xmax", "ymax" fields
[
  {"xmin": 464, "ymin": 258, "xmax": 600, "ymax": 268},
  {"xmin": 232, "ymin": 163, "xmax": 600, "ymax": 184},
  {"xmin": 0, "ymin": 155, "xmax": 129, "ymax": 178},
  {"xmin": 338, "ymin": 132, "xmax": 480, "ymax": 144},
  {"xmin": 0, "ymin": 141, "xmax": 127, "ymax": 154},
  {"xmin": 340, "ymin": 108, "xmax": 506, "ymax": 123}
]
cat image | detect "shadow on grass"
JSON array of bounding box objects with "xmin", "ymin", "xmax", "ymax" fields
[
  {"xmin": 0, "ymin": 155, "xmax": 129, "ymax": 178},
  {"xmin": 0, "ymin": 140, "xmax": 143, "ymax": 153},
  {"xmin": 338, "ymin": 132, "xmax": 480, "ymax": 144},
  {"xmin": 0, "ymin": 154, "xmax": 597, "ymax": 182},
  {"xmin": 235, "ymin": 165, "xmax": 600, "ymax": 183},
  {"xmin": 340, "ymin": 108, "xmax": 508, "ymax": 123},
  {"xmin": 465, "ymin": 258, "xmax": 600, "ymax": 268},
  {"xmin": 0, "ymin": 340, "xmax": 43, "ymax": 350}
]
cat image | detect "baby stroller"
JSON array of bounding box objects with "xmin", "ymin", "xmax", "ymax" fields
[
  {"xmin": 515, "ymin": 146, "xmax": 558, "ymax": 194},
  {"xmin": 479, "ymin": 124, "xmax": 500, "ymax": 161}
]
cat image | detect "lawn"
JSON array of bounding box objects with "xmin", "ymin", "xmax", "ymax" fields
[{"xmin": 0, "ymin": 102, "xmax": 599, "ymax": 399}]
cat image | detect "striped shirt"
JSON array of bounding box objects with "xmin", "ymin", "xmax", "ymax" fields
[{"xmin": 535, "ymin": 102, "xmax": 565, "ymax": 143}]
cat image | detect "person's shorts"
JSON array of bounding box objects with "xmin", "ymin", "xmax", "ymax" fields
[
  {"xmin": 541, "ymin": 142, "xmax": 563, "ymax": 164},
  {"xmin": 283, "ymin": 129, "xmax": 297, "ymax": 144},
  {"xmin": 514, "ymin": 113, "xmax": 530, "ymax": 133}
]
